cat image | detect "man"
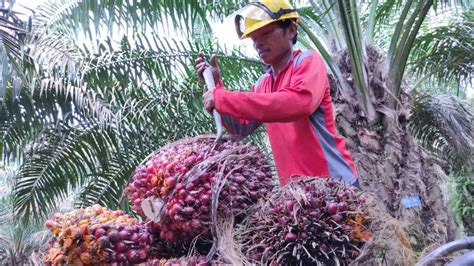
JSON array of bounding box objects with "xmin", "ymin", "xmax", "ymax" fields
[{"xmin": 195, "ymin": 0, "xmax": 359, "ymax": 187}]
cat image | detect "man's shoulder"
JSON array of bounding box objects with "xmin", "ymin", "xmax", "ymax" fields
[
  {"xmin": 294, "ymin": 49, "xmax": 320, "ymax": 56},
  {"xmin": 294, "ymin": 50, "xmax": 326, "ymax": 69},
  {"xmin": 293, "ymin": 50, "xmax": 315, "ymax": 67},
  {"xmin": 253, "ymin": 72, "xmax": 270, "ymax": 92}
]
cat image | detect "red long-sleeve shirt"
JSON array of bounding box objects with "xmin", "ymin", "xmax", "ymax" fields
[{"xmin": 214, "ymin": 50, "xmax": 358, "ymax": 186}]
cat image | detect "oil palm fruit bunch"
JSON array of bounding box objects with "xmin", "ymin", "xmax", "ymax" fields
[
  {"xmin": 242, "ymin": 178, "xmax": 372, "ymax": 265},
  {"xmin": 124, "ymin": 136, "xmax": 236, "ymax": 215},
  {"xmin": 125, "ymin": 135, "xmax": 274, "ymax": 244},
  {"xmin": 137, "ymin": 255, "xmax": 223, "ymax": 266},
  {"xmin": 43, "ymin": 205, "xmax": 154, "ymax": 265}
]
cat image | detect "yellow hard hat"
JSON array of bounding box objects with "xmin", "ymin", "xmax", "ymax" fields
[{"xmin": 234, "ymin": 0, "xmax": 300, "ymax": 39}]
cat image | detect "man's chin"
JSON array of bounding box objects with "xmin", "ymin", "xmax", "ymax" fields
[{"xmin": 260, "ymin": 56, "xmax": 271, "ymax": 65}]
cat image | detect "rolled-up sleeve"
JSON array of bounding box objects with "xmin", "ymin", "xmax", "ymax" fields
[{"xmin": 214, "ymin": 52, "xmax": 326, "ymax": 123}]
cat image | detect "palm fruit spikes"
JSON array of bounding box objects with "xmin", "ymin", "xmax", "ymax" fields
[
  {"xmin": 43, "ymin": 205, "xmax": 154, "ymax": 265},
  {"xmin": 125, "ymin": 136, "xmax": 275, "ymax": 244},
  {"xmin": 242, "ymin": 178, "xmax": 372, "ymax": 265}
]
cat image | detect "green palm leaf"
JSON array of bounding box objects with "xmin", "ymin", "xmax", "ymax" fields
[
  {"xmin": 28, "ymin": 31, "xmax": 82, "ymax": 80},
  {"xmin": 32, "ymin": 0, "xmax": 217, "ymax": 38},
  {"xmin": 335, "ymin": 0, "xmax": 377, "ymax": 120},
  {"xmin": 410, "ymin": 11, "xmax": 473, "ymax": 92},
  {"xmin": 0, "ymin": 222, "xmax": 49, "ymax": 265},
  {"xmin": 377, "ymin": 0, "xmax": 471, "ymax": 96},
  {"xmin": 12, "ymin": 125, "xmax": 120, "ymax": 220},
  {"xmin": 410, "ymin": 92, "xmax": 473, "ymax": 169},
  {"xmin": 0, "ymin": 6, "xmax": 31, "ymax": 98}
]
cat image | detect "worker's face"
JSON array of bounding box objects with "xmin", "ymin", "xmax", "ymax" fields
[{"xmin": 249, "ymin": 21, "xmax": 296, "ymax": 65}]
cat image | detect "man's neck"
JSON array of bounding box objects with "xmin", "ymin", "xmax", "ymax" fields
[{"xmin": 271, "ymin": 48, "xmax": 293, "ymax": 77}]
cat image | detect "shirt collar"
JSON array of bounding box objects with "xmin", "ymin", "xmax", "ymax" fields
[{"xmin": 263, "ymin": 49, "xmax": 301, "ymax": 74}]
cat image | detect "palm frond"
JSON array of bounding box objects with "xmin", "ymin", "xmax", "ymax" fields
[
  {"xmin": 1, "ymin": 86, "xmax": 73, "ymax": 163},
  {"xmin": 305, "ymin": 0, "xmax": 345, "ymax": 50},
  {"xmin": 0, "ymin": 200, "xmax": 49, "ymax": 266},
  {"xmin": 298, "ymin": 20, "xmax": 354, "ymax": 96},
  {"xmin": 77, "ymin": 170, "xmax": 132, "ymax": 209},
  {"xmin": 0, "ymin": 76, "xmax": 116, "ymax": 167},
  {"xmin": 0, "ymin": 16, "xmax": 29, "ymax": 97},
  {"xmin": 376, "ymin": 0, "xmax": 471, "ymax": 25},
  {"xmin": 28, "ymin": 31, "xmax": 82, "ymax": 80},
  {"xmin": 375, "ymin": 0, "xmax": 406, "ymax": 25},
  {"xmin": 409, "ymin": 11, "xmax": 474, "ymax": 91},
  {"xmin": 39, "ymin": 77, "xmax": 115, "ymax": 124},
  {"xmin": 75, "ymin": 146, "xmax": 144, "ymax": 210},
  {"xmin": 366, "ymin": 0, "xmax": 380, "ymax": 43},
  {"xmin": 82, "ymin": 35, "xmax": 197, "ymax": 85},
  {"xmin": 26, "ymin": 0, "xmax": 278, "ymax": 82},
  {"xmin": 377, "ymin": 0, "xmax": 470, "ymax": 96},
  {"xmin": 388, "ymin": 0, "xmax": 432, "ymax": 96},
  {"xmin": 12, "ymin": 124, "xmax": 121, "ymax": 220},
  {"xmin": 28, "ymin": 0, "xmax": 226, "ymax": 82},
  {"xmin": 410, "ymin": 92, "xmax": 473, "ymax": 169},
  {"xmin": 335, "ymin": 0, "xmax": 377, "ymax": 120},
  {"xmin": 32, "ymin": 0, "xmax": 217, "ymax": 39},
  {"xmin": 435, "ymin": 0, "xmax": 473, "ymax": 10},
  {"xmin": 196, "ymin": 0, "xmax": 252, "ymax": 23}
]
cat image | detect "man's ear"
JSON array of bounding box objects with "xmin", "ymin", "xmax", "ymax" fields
[{"xmin": 288, "ymin": 20, "xmax": 297, "ymax": 39}]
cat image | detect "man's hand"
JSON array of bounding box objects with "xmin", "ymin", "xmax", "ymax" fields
[
  {"xmin": 195, "ymin": 53, "xmax": 222, "ymax": 86},
  {"xmin": 202, "ymin": 87, "xmax": 215, "ymax": 113},
  {"xmin": 195, "ymin": 53, "xmax": 222, "ymax": 113}
]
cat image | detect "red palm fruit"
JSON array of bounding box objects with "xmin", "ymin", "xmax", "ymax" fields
[
  {"xmin": 285, "ymin": 232, "xmax": 297, "ymax": 242},
  {"xmin": 115, "ymin": 242, "xmax": 127, "ymax": 253},
  {"xmin": 338, "ymin": 202, "xmax": 348, "ymax": 212},
  {"xmin": 127, "ymin": 250, "xmax": 141, "ymax": 263},
  {"xmin": 45, "ymin": 220, "xmax": 54, "ymax": 229},
  {"xmin": 95, "ymin": 228, "xmax": 107, "ymax": 239},
  {"xmin": 115, "ymin": 253, "xmax": 126, "ymax": 262},
  {"xmin": 97, "ymin": 236, "xmax": 110, "ymax": 249},
  {"xmin": 165, "ymin": 177, "xmax": 177, "ymax": 188},
  {"xmin": 118, "ymin": 230, "xmax": 130, "ymax": 240},
  {"xmin": 327, "ymin": 202, "xmax": 338, "ymax": 215},
  {"xmin": 108, "ymin": 230, "xmax": 120, "ymax": 243}
]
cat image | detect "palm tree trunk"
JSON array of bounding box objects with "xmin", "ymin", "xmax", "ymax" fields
[{"xmin": 330, "ymin": 45, "xmax": 459, "ymax": 252}]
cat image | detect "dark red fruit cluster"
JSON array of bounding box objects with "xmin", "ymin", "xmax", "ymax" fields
[
  {"xmin": 139, "ymin": 255, "xmax": 222, "ymax": 266},
  {"xmin": 244, "ymin": 178, "xmax": 371, "ymax": 265},
  {"xmin": 124, "ymin": 137, "xmax": 236, "ymax": 215},
  {"xmin": 125, "ymin": 136, "xmax": 274, "ymax": 244}
]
